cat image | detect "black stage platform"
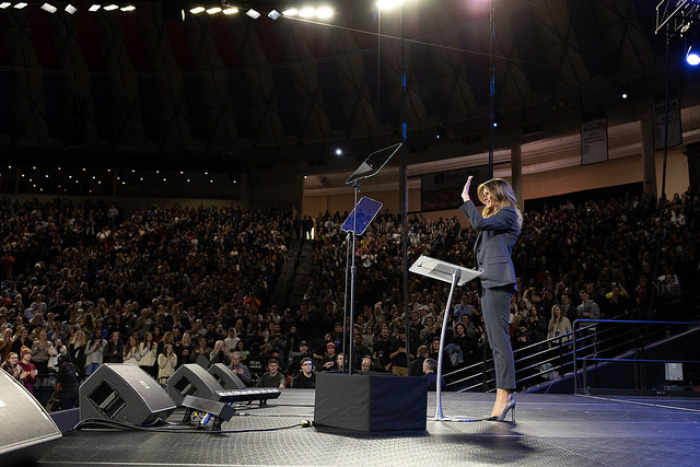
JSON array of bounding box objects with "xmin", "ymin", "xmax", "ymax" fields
[{"xmin": 38, "ymin": 390, "xmax": 700, "ymax": 466}]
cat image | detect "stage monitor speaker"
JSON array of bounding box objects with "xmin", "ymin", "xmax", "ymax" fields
[
  {"xmin": 314, "ymin": 373, "xmax": 427, "ymax": 432},
  {"xmin": 208, "ymin": 363, "xmax": 246, "ymax": 389},
  {"xmin": 0, "ymin": 370, "xmax": 62, "ymax": 465},
  {"xmin": 167, "ymin": 363, "xmax": 223, "ymax": 406},
  {"xmin": 79, "ymin": 364, "xmax": 176, "ymax": 425}
]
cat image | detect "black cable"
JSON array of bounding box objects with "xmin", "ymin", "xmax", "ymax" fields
[{"xmin": 75, "ymin": 417, "xmax": 307, "ymax": 434}]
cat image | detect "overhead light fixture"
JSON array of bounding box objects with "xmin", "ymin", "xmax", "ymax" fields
[
  {"xmin": 316, "ymin": 7, "xmax": 333, "ymax": 19},
  {"xmin": 120, "ymin": 5, "xmax": 136, "ymax": 12},
  {"xmin": 299, "ymin": 7, "xmax": 314, "ymax": 18},
  {"xmin": 65, "ymin": 4, "xmax": 77, "ymax": 14},
  {"xmin": 206, "ymin": 7, "xmax": 221, "ymax": 14},
  {"xmin": 103, "ymin": 4, "xmax": 119, "ymax": 11},
  {"xmin": 41, "ymin": 3, "xmax": 57, "ymax": 13},
  {"xmin": 246, "ymin": 8, "xmax": 260, "ymax": 19},
  {"xmin": 14, "ymin": 2, "xmax": 28, "ymax": 9},
  {"xmin": 687, "ymin": 44, "xmax": 700, "ymax": 66},
  {"xmin": 88, "ymin": 4, "xmax": 101, "ymax": 11},
  {"xmin": 377, "ymin": 0, "xmax": 414, "ymax": 12},
  {"xmin": 0, "ymin": 2, "xmax": 12, "ymax": 8},
  {"xmin": 222, "ymin": 7, "xmax": 238, "ymax": 14},
  {"xmin": 268, "ymin": 9, "xmax": 280, "ymax": 20},
  {"xmin": 190, "ymin": 6, "xmax": 205, "ymax": 14}
]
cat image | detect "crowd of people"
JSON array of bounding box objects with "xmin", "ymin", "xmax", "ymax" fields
[{"xmin": 0, "ymin": 186, "xmax": 698, "ymax": 407}]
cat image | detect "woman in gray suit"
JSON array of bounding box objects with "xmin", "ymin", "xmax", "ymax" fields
[{"xmin": 460, "ymin": 176, "xmax": 522, "ymax": 421}]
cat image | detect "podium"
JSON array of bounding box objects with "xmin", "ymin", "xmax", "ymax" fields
[{"xmin": 409, "ymin": 255, "xmax": 482, "ymax": 421}]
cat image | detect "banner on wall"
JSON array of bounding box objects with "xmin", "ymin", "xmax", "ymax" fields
[
  {"xmin": 420, "ymin": 165, "xmax": 491, "ymax": 212},
  {"xmin": 581, "ymin": 119, "xmax": 608, "ymax": 165},
  {"xmin": 653, "ymin": 98, "xmax": 682, "ymax": 150}
]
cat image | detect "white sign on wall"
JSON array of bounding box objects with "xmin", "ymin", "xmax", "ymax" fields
[{"xmin": 581, "ymin": 118, "xmax": 608, "ymax": 165}]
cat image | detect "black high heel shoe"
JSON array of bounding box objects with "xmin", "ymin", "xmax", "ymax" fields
[{"xmin": 484, "ymin": 397, "xmax": 515, "ymax": 422}]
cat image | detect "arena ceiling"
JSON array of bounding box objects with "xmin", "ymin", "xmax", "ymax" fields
[{"xmin": 1, "ymin": 0, "xmax": 699, "ymax": 192}]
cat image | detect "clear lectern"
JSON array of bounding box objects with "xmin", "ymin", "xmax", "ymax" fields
[{"xmin": 409, "ymin": 254, "xmax": 482, "ymax": 421}]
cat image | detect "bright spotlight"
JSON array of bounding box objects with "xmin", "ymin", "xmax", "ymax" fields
[
  {"xmin": 222, "ymin": 7, "xmax": 238, "ymax": 14},
  {"xmin": 687, "ymin": 46, "xmax": 700, "ymax": 66},
  {"xmin": 268, "ymin": 9, "xmax": 280, "ymax": 20},
  {"xmin": 282, "ymin": 8, "xmax": 299, "ymax": 16},
  {"xmin": 120, "ymin": 5, "xmax": 136, "ymax": 12},
  {"xmin": 377, "ymin": 0, "xmax": 404, "ymax": 12},
  {"xmin": 335, "ymin": 148, "xmax": 343, "ymax": 156},
  {"xmin": 299, "ymin": 7, "xmax": 314, "ymax": 18},
  {"xmin": 621, "ymin": 92, "xmax": 628, "ymax": 99},
  {"xmin": 206, "ymin": 7, "xmax": 221, "ymax": 14},
  {"xmin": 88, "ymin": 4, "xmax": 101, "ymax": 12},
  {"xmin": 316, "ymin": 6, "xmax": 333, "ymax": 19},
  {"xmin": 0, "ymin": 2, "xmax": 11, "ymax": 8},
  {"xmin": 41, "ymin": 3, "xmax": 57, "ymax": 13},
  {"xmin": 65, "ymin": 4, "xmax": 77, "ymax": 14},
  {"xmin": 246, "ymin": 8, "xmax": 261, "ymax": 19},
  {"xmin": 190, "ymin": 6, "xmax": 205, "ymax": 14},
  {"xmin": 103, "ymin": 4, "xmax": 119, "ymax": 11},
  {"xmin": 14, "ymin": 2, "xmax": 28, "ymax": 9}
]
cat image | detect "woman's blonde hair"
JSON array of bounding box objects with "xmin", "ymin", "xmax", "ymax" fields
[{"xmin": 477, "ymin": 178, "xmax": 522, "ymax": 227}]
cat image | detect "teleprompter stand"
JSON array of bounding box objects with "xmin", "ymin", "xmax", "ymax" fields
[
  {"xmin": 409, "ymin": 255, "xmax": 482, "ymax": 422},
  {"xmin": 341, "ymin": 142, "xmax": 402, "ymax": 372}
]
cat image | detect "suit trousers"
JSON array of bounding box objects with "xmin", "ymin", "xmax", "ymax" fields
[{"xmin": 481, "ymin": 285, "xmax": 516, "ymax": 390}]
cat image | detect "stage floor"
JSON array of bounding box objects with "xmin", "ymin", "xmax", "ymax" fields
[{"xmin": 38, "ymin": 390, "xmax": 700, "ymax": 467}]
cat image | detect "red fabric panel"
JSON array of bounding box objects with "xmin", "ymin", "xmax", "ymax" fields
[
  {"xmin": 74, "ymin": 9, "xmax": 105, "ymax": 72},
  {"xmin": 165, "ymin": 21, "xmax": 194, "ymax": 71},
  {"xmin": 255, "ymin": 21, "xmax": 285, "ymax": 64},
  {"xmin": 121, "ymin": 12, "xmax": 150, "ymax": 72},
  {"xmin": 209, "ymin": 15, "xmax": 240, "ymax": 68},
  {"xmin": 29, "ymin": 8, "xmax": 57, "ymax": 69},
  {"xmin": 304, "ymin": 27, "xmax": 332, "ymax": 59}
]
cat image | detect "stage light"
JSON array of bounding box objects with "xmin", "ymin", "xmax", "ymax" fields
[
  {"xmin": 222, "ymin": 7, "xmax": 238, "ymax": 14},
  {"xmin": 65, "ymin": 4, "xmax": 77, "ymax": 14},
  {"xmin": 206, "ymin": 7, "xmax": 221, "ymax": 14},
  {"xmin": 282, "ymin": 8, "xmax": 298, "ymax": 16},
  {"xmin": 377, "ymin": 0, "xmax": 403, "ymax": 11},
  {"xmin": 246, "ymin": 8, "xmax": 260, "ymax": 19},
  {"xmin": 0, "ymin": 2, "xmax": 11, "ymax": 8},
  {"xmin": 687, "ymin": 45, "xmax": 700, "ymax": 66},
  {"xmin": 120, "ymin": 5, "xmax": 136, "ymax": 12},
  {"xmin": 41, "ymin": 3, "xmax": 57, "ymax": 13},
  {"xmin": 268, "ymin": 9, "xmax": 280, "ymax": 20},
  {"xmin": 316, "ymin": 6, "xmax": 333, "ymax": 19},
  {"xmin": 190, "ymin": 6, "xmax": 205, "ymax": 14},
  {"xmin": 88, "ymin": 4, "xmax": 101, "ymax": 12},
  {"xmin": 104, "ymin": 4, "xmax": 119, "ymax": 11},
  {"xmin": 335, "ymin": 148, "xmax": 343, "ymax": 156},
  {"xmin": 621, "ymin": 92, "xmax": 628, "ymax": 99},
  {"xmin": 299, "ymin": 7, "xmax": 314, "ymax": 18},
  {"xmin": 14, "ymin": 2, "xmax": 28, "ymax": 9}
]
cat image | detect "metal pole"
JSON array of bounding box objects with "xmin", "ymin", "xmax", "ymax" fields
[
  {"xmin": 431, "ymin": 269, "xmax": 460, "ymax": 420},
  {"xmin": 348, "ymin": 182, "xmax": 360, "ymax": 374},
  {"xmin": 399, "ymin": 3, "xmax": 410, "ymax": 374},
  {"xmin": 341, "ymin": 232, "xmax": 351, "ymax": 371}
]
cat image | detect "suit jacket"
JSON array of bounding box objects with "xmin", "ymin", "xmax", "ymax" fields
[{"xmin": 460, "ymin": 201, "xmax": 520, "ymax": 290}]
